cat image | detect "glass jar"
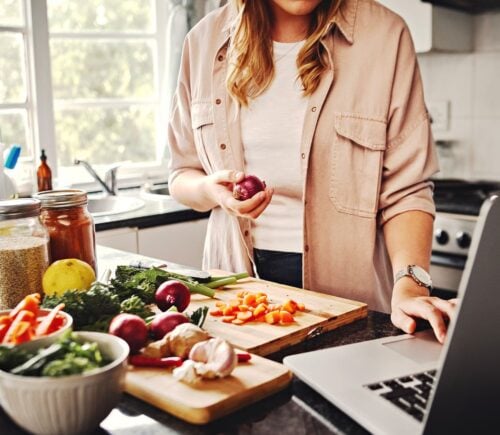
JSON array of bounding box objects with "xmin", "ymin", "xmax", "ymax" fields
[
  {"xmin": 0, "ymin": 199, "xmax": 50, "ymax": 309},
  {"xmin": 35, "ymin": 189, "xmax": 97, "ymax": 273}
]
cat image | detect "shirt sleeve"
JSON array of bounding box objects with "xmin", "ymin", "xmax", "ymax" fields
[
  {"xmin": 378, "ymin": 25, "xmax": 440, "ymax": 226},
  {"xmin": 167, "ymin": 37, "xmax": 204, "ymax": 187}
]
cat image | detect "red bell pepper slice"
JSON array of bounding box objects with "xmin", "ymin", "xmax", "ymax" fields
[
  {"xmin": 35, "ymin": 303, "xmax": 65, "ymax": 337},
  {"xmin": 9, "ymin": 293, "xmax": 41, "ymax": 319},
  {"xmin": 2, "ymin": 310, "xmax": 36, "ymax": 344}
]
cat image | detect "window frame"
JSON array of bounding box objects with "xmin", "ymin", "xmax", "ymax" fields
[{"xmin": 2, "ymin": 0, "xmax": 171, "ymax": 189}]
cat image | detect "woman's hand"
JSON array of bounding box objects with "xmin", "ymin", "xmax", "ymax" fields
[
  {"xmin": 202, "ymin": 170, "xmax": 273, "ymax": 219},
  {"xmin": 391, "ymin": 278, "xmax": 458, "ymax": 344}
]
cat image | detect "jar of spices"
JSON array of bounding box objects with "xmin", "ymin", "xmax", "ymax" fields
[
  {"xmin": 0, "ymin": 199, "xmax": 50, "ymax": 309},
  {"xmin": 34, "ymin": 189, "xmax": 97, "ymax": 272}
]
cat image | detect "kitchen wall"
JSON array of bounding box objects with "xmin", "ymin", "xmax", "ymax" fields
[{"xmin": 417, "ymin": 12, "xmax": 500, "ymax": 181}]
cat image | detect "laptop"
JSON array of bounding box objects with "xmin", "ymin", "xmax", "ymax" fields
[{"xmin": 284, "ymin": 195, "xmax": 500, "ymax": 435}]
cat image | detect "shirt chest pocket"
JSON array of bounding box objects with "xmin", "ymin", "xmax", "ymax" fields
[
  {"xmin": 191, "ymin": 102, "xmax": 219, "ymax": 174},
  {"xmin": 329, "ymin": 114, "xmax": 387, "ymax": 218}
]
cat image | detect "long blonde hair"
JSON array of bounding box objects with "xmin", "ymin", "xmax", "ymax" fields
[{"xmin": 227, "ymin": 0, "xmax": 344, "ymax": 106}]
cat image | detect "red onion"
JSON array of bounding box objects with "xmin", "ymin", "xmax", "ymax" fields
[
  {"xmin": 109, "ymin": 313, "xmax": 148, "ymax": 354},
  {"xmin": 233, "ymin": 175, "xmax": 266, "ymax": 201},
  {"xmin": 150, "ymin": 312, "xmax": 189, "ymax": 340},
  {"xmin": 155, "ymin": 280, "xmax": 191, "ymax": 312}
]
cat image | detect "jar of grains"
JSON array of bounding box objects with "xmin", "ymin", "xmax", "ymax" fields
[
  {"xmin": 0, "ymin": 199, "xmax": 50, "ymax": 309},
  {"xmin": 34, "ymin": 189, "xmax": 97, "ymax": 273}
]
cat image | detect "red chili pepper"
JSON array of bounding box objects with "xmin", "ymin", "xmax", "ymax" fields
[
  {"xmin": 237, "ymin": 352, "xmax": 252, "ymax": 363},
  {"xmin": 128, "ymin": 355, "xmax": 184, "ymax": 368}
]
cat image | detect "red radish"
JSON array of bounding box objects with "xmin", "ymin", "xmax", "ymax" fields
[
  {"xmin": 150, "ymin": 312, "xmax": 189, "ymax": 340},
  {"xmin": 155, "ymin": 280, "xmax": 191, "ymax": 312},
  {"xmin": 109, "ymin": 313, "xmax": 148, "ymax": 354},
  {"xmin": 233, "ymin": 175, "xmax": 266, "ymax": 201}
]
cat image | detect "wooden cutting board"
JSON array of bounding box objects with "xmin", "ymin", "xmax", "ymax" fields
[
  {"xmin": 189, "ymin": 274, "xmax": 368, "ymax": 356},
  {"xmin": 125, "ymin": 352, "xmax": 292, "ymax": 424}
]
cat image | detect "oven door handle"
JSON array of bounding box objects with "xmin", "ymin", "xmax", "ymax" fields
[{"xmin": 431, "ymin": 253, "xmax": 467, "ymax": 270}]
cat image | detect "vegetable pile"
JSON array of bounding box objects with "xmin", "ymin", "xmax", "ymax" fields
[
  {"xmin": 42, "ymin": 266, "xmax": 247, "ymax": 332},
  {"xmin": 1, "ymin": 294, "xmax": 66, "ymax": 345},
  {"xmin": 209, "ymin": 290, "xmax": 306, "ymax": 325},
  {"xmin": 0, "ymin": 331, "xmax": 109, "ymax": 377}
]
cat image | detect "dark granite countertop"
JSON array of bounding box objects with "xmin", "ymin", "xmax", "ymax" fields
[
  {"xmin": 93, "ymin": 189, "xmax": 209, "ymax": 232},
  {"xmin": 0, "ymin": 247, "xmax": 404, "ymax": 435}
]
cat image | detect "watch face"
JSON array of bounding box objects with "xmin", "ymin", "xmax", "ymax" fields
[{"xmin": 411, "ymin": 266, "xmax": 432, "ymax": 286}]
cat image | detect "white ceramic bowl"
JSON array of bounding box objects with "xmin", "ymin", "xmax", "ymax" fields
[
  {"xmin": 0, "ymin": 308, "xmax": 73, "ymax": 347},
  {"xmin": 0, "ymin": 331, "xmax": 130, "ymax": 435}
]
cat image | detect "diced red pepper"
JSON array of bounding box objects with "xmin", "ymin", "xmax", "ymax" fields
[{"xmin": 0, "ymin": 323, "xmax": 9, "ymax": 342}]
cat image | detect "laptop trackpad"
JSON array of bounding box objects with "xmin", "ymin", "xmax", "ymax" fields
[{"xmin": 383, "ymin": 331, "xmax": 442, "ymax": 364}]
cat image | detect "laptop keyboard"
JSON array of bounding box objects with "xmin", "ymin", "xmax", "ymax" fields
[{"xmin": 365, "ymin": 370, "xmax": 437, "ymax": 422}]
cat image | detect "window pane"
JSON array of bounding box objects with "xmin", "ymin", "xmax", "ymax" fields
[
  {"xmin": 0, "ymin": 32, "xmax": 26, "ymax": 103},
  {"xmin": 54, "ymin": 106, "xmax": 156, "ymax": 166},
  {"xmin": 50, "ymin": 40, "xmax": 155, "ymax": 99},
  {"xmin": 47, "ymin": 0, "xmax": 154, "ymax": 32},
  {"xmin": 0, "ymin": 0, "xmax": 23, "ymax": 26},
  {"xmin": 0, "ymin": 110, "xmax": 29, "ymax": 156}
]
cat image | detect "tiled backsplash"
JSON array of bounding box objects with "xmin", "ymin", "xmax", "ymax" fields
[{"xmin": 417, "ymin": 12, "xmax": 500, "ymax": 180}]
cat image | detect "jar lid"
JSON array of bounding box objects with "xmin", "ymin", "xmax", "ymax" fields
[
  {"xmin": 34, "ymin": 189, "xmax": 88, "ymax": 208},
  {"xmin": 0, "ymin": 198, "xmax": 41, "ymax": 221}
]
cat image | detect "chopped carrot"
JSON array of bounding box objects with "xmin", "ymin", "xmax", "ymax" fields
[
  {"xmin": 229, "ymin": 299, "xmax": 241, "ymax": 308},
  {"xmin": 254, "ymin": 315, "xmax": 266, "ymax": 322},
  {"xmin": 282, "ymin": 299, "xmax": 297, "ymax": 314},
  {"xmin": 9, "ymin": 293, "xmax": 41, "ymax": 319},
  {"xmin": 243, "ymin": 293, "xmax": 256, "ymax": 306},
  {"xmin": 236, "ymin": 290, "xmax": 247, "ymax": 298},
  {"xmin": 35, "ymin": 303, "xmax": 65, "ymax": 337},
  {"xmin": 253, "ymin": 303, "xmax": 267, "ymax": 318},
  {"xmin": 296, "ymin": 302, "xmax": 306, "ymax": 311},
  {"xmin": 238, "ymin": 304, "xmax": 249, "ymax": 312},
  {"xmin": 215, "ymin": 301, "xmax": 226, "ymax": 308},
  {"xmin": 209, "ymin": 308, "xmax": 223, "ymax": 316},
  {"xmin": 265, "ymin": 310, "xmax": 281, "ymax": 325},
  {"xmin": 236, "ymin": 311, "xmax": 253, "ymax": 322},
  {"xmin": 279, "ymin": 311, "xmax": 294, "ymax": 324},
  {"xmin": 231, "ymin": 319, "xmax": 245, "ymax": 325},
  {"xmin": 222, "ymin": 306, "xmax": 234, "ymax": 316},
  {"xmin": 221, "ymin": 315, "xmax": 236, "ymax": 323},
  {"xmin": 256, "ymin": 295, "xmax": 268, "ymax": 305}
]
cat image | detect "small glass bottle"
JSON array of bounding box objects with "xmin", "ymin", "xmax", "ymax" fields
[
  {"xmin": 34, "ymin": 189, "xmax": 97, "ymax": 272},
  {"xmin": 0, "ymin": 199, "xmax": 49, "ymax": 309},
  {"xmin": 37, "ymin": 149, "xmax": 53, "ymax": 192}
]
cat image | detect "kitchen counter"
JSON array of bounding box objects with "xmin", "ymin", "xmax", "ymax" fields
[
  {"xmin": 0, "ymin": 247, "xmax": 404, "ymax": 435},
  {"xmin": 93, "ymin": 189, "xmax": 210, "ymax": 232}
]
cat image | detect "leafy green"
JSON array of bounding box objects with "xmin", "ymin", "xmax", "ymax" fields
[
  {"xmin": 187, "ymin": 306, "xmax": 209, "ymax": 328},
  {"xmin": 5, "ymin": 331, "xmax": 109, "ymax": 377}
]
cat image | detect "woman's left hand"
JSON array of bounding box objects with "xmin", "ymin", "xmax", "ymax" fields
[{"xmin": 391, "ymin": 279, "xmax": 458, "ymax": 344}]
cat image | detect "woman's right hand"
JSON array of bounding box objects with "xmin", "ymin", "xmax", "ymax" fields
[{"xmin": 202, "ymin": 170, "xmax": 273, "ymax": 220}]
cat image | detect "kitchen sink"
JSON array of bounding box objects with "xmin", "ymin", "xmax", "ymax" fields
[
  {"xmin": 87, "ymin": 196, "xmax": 145, "ymax": 217},
  {"xmin": 140, "ymin": 183, "xmax": 170, "ymax": 199}
]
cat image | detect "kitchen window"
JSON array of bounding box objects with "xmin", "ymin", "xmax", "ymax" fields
[{"xmin": 0, "ymin": 0, "xmax": 176, "ymax": 189}]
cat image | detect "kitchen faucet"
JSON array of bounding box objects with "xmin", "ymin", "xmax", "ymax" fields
[{"xmin": 74, "ymin": 159, "xmax": 119, "ymax": 195}]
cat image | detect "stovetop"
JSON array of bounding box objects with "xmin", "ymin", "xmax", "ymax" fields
[{"xmin": 433, "ymin": 179, "xmax": 500, "ymax": 216}]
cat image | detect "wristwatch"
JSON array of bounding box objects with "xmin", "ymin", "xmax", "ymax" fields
[{"xmin": 394, "ymin": 265, "xmax": 433, "ymax": 290}]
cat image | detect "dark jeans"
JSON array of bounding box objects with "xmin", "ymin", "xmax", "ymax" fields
[{"xmin": 253, "ymin": 248, "xmax": 303, "ymax": 288}]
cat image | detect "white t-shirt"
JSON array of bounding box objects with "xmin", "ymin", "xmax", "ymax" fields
[{"xmin": 240, "ymin": 40, "xmax": 308, "ymax": 253}]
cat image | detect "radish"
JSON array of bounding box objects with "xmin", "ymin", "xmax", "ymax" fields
[
  {"xmin": 233, "ymin": 175, "xmax": 266, "ymax": 201},
  {"xmin": 109, "ymin": 313, "xmax": 148, "ymax": 354},
  {"xmin": 155, "ymin": 280, "xmax": 191, "ymax": 312},
  {"xmin": 150, "ymin": 312, "xmax": 189, "ymax": 340}
]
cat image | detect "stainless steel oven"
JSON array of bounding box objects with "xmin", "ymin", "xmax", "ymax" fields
[{"xmin": 430, "ymin": 179, "xmax": 500, "ymax": 294}]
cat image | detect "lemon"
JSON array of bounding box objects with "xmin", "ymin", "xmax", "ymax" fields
[{"xmin": 42, "ymin": 258, "xmax": 96, "ymax": 296}]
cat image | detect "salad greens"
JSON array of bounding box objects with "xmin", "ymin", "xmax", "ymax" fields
[{"xmin": 0, "ymin": 331, "xmax": 109, "ymax": 377}]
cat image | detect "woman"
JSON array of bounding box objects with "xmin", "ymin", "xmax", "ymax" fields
[{"xmin": 167, "ymin": 0, "xmax": 455, "ymax": 343}]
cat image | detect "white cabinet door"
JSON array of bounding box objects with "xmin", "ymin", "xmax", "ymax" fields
[
  {"xmin": 96, "ymin": 227, "xmax": 138, "ymax": 253},
  {"xmin": 138, "ymin": 219, "xmax": 208, "ymax": 268},
  {"xmin": 377, "ymin": 0, "xmax": 472, "ymax": 53}
]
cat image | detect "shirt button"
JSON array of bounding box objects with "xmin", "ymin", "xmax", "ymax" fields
[
  {"xmin": 311, "ymin": 106, "xmax": 317, "ymax": 112},
  {"xmin": 218, "ymin": 54, "xmax": 224, "ymax": 61},
  {"xmin": 301, "ymin": 153, "xmax": 306, "ymax": 159},
  {"xmin": 305, "ymin": 245, "xmax": 310, "ymax": 252},
  {"xmin": 220, "ymin": 143, "xmax": 226, "ymax": 150},
  {"xmin": 216, "ymin": 98, "xmax": 222, "ymax": 105}
]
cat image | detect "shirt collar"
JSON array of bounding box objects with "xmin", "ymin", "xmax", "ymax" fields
[{"xmin": 327, "ymin": 0, "xmax": 359, "ymax": 44}]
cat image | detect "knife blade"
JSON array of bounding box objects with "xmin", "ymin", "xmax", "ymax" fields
[{"xmin": 128, "ymin": 260, "xmax": 212, "ymax": 282}]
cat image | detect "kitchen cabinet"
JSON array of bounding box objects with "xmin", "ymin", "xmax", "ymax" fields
[
  {"xmin": 137, "ymin": 219, "xmax": 208, "ymax": 268},
  {"xmin": 95, "ymin": 227, "xmax": 138, "ymax": 253},
  {"xmin": 378, "ymin": 0, "xmax": 473, "ymax": 52}
]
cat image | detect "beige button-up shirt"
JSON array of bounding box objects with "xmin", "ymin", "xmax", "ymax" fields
[{"xmin": 168, "ymin": 0, "xmax": 439, "ymax": 313}]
